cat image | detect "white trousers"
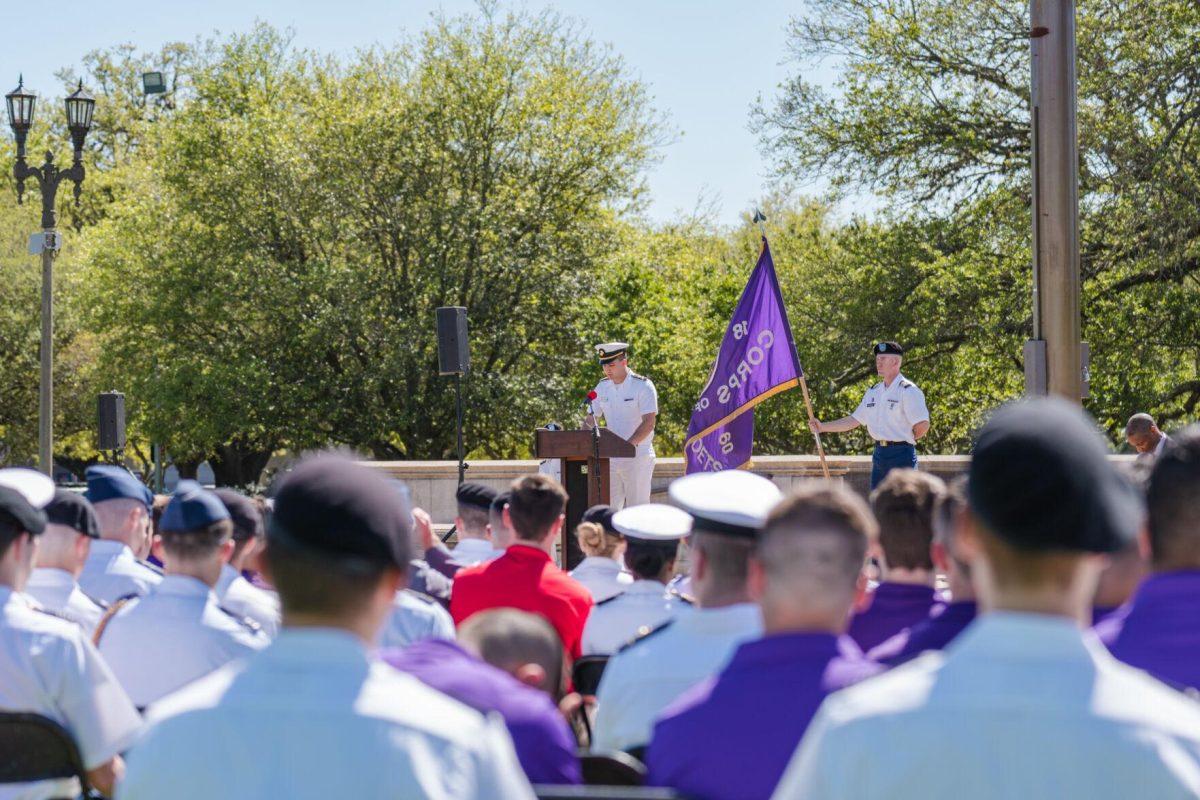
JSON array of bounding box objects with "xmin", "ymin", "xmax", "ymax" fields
[{"xmin": 609, "ymin": 453, "xmax": 655, "ymax": 509}]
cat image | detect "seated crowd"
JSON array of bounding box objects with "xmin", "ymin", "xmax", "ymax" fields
[{"xmin": 3, "ymin": 398, "xmax": 1200, "ymax": 798}]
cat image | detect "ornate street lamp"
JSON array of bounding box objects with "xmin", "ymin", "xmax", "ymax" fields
[{"xmin": 6, "ymin": 76, "xmax": 96, "ymax": 476}]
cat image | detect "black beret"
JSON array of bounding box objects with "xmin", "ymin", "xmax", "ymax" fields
[
  {"xmin": 581, "ymin": 504, "xmax": 618, "ymax": 535},
  {"xmin": 269, "ymin": 456, "xmax": 412, "ymax": 569},
  {"xmin": 490, "ymin": 491, "xmax": 511, "ymax": 514},
  {"xmin": 456, "ymin": 482, "xmax": 497, "ymax": 511},
  {"xmin": 44, "ymin": 489, "xmax": 99, "ymax": 539},
  {"xmin": 214, "ymin": 488, "xmax": 264, "ymax": 543},
  {"xmin": 874, "ymin": 341, "xmax": 904, "ymax": 357},
  {"xmin": 969, "ymin": 398, "xmax": 1142, "ymax": 554},
  {"xmin": 0, "ymin": 485, "xmax": 46, "ymax": 536}
]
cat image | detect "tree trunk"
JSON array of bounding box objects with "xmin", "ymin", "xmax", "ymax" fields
[{"xmin": 209, "ymin": 440, "xmax": 274, "ymax": 488}]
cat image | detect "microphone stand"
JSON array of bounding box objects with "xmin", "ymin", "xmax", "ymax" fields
[{"xmin": 587, "ymin": 400, "xmax": 603, "ymax": 503}]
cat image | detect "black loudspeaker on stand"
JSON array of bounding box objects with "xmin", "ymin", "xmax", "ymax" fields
[
  {"xmin": 436, "ymin": 307, "xmax": 470, "ymax": 487},
  {"xmin": 98, "ymin": 391, "xmax": 127, "ymax": 462}
]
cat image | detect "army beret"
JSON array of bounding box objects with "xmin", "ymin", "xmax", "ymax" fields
[
  {"xmin": 581, "ymin": 504, "xmax": 618, "ymax": 535},
  {"xmin": 44, "ymin": 489, "xmax": 100, "ymax": 539},
  {"xmin": 269, "ymin": 456, "xmax": 412, "ymax": 569},
  {"xmin": 0, "ymin": 485, "xmax": 46, "ymax": 536},
  {"xmin": 85, "ymin": 464, "xmax": 153, "ymax": 509},
  {"xmin": 969, "ymin": 398, "xmax": 1142, "ymax": 554},
  {"xmin": 874, "ymin": 341, "xmax": 904, "ymax": 357},
  {"xmin": 213, "ymin": 488, "xmax": 264, "ymax": 543},
  {"xmin": 162, "ymin": 480, "xmax": 231, "ymax": 533},
  {"xmin": 456, "ymin": 482, "xmax": 497, "ymax": 511}
]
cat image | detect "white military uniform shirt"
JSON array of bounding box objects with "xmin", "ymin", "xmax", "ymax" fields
[
  {"xmin": 98, "ymin": 574, "xmax": 268, "ymax": 709},
  {"xmin": 452, "ymin": 537, "xmax": 499, "ymax": 566},
  {"xmin": 582, "ymin": 579, "xmax": 688, "ymax": 656},
  {"xmin": 773, "ymin": 612, "xmax": 1200, "ymax": 799},
  {"xmin": 850, "ymin": 373, "xmax": 929, "ymax": 444},
  {"xmin": 591, "ymin": 372, "xmax": 659, "ymax": 508},
  {"xmin": 570, "ymin": 555, "xmax": 634, "ymax": 603},
  {"xmin": 0, "ymin": 586, "xmax": 141, "ymax": 800},
  {"xmin": 215, "ymin": 563, "xmax": 280, "ymax": 637},
  {"xmin": 377, "ymin": 589, "xmax": 456, "ymax": 650},
  {"xmin": 23, "ymin": 567, "xmax": 105, "ymax": 636},
  {"xmin": 118, "ymin": 628, "xmax": 535, "ymax": 800},
  {"xmin": 77, "ymin": 539, "xmax": 162, "ymax": 605},
  {"xmin": 593, "ymin": 602, "xmax": 762, "ymax": 752}
]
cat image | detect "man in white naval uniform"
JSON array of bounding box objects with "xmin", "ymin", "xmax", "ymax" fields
[
  {"xmin": 25, "ymin": 489, "xmax": 107, "ymax": 635},
  {"xmin": 586, "ymin": 342, "xmax": 659, "ymax": 509}
]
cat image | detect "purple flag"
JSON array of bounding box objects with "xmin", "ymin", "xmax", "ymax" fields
[{"xmin": 684, "ymin": 240, "xmax": 802, "ymax": 473}]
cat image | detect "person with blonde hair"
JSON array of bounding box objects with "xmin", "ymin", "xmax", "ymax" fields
[{"xmin": 569, "ymin": 505, "xmax": 631, "ymax": 603}]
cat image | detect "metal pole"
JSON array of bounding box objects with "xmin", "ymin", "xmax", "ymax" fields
[
  {"xmin": 1029, "ymin": 0, "xmax": 1082, "ymax": 401},
  {"xmin": 37, "ymin": 234, "xmax": 54, "ymax": 475},
  {"xmin": 454, "ymin": 373, "xmax": 465, "ymax": 485}
]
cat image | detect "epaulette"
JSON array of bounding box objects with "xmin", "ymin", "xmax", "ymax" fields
[
  {"xmin": 616, "ymin": 619, "xmax": 674, "ymax": 654},
  {"xmin": 596, "ymin": 592, "xmax": 625, "ymax": 607},
  {"xmin": 29, "ymin": 603, "xmax": 73, "ymax": 623},
  {"xmin": 667, "ymin": 588, "xmax": 695, "ymax": 606},
  {"xmin": 899, "ymin": 379, "xmax": 913, "ymax": 389},
  {"xmin": 137, "ymin": 559, "xmax": 164, "ymax": 575},
  {"xmin": 219, "ymin": 606, "xmax": 263, "ymax": 635},
  {"xmin": 630, "ymin": 373, "xmax": 649, "ymax": 382},
  {"xmin": 403, "ymin": 588, "xmax": 439, "ymax": 606}
]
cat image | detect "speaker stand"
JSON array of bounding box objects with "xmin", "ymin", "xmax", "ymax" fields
[{"xmin": 454, "ymin": 373, "xmax": 467, "ymax": 485}]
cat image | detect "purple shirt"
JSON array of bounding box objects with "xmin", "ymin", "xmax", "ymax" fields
[
  {"xmin": 1095, "ymin": 571, "xmax": 1200, "ymax": 692},
  {"xmin": 867, "ymin": 600, "xmax": 977, "ymax": 666},
  {"xmin": 382, "ymin": 639, "xmax": 581, "ymax": 785},
  {"xmin": 645, "ymin": 632, "xmax": 883, "ymax": 800},
  {"xmin": 847, "ymin": 582, "xmax": 940, "ymax": 652}
]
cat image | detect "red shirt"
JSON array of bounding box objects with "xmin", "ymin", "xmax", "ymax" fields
[{"xmin": 451, "ymin": 544, "xmax": 594, "ymax": 659}]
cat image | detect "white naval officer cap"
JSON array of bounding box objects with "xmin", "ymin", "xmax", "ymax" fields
[
  {"xmin": 612, "ymin": 503, "xmax": 693, "ymax": 542},
  {"xmin": 595, "ymin": 342, "xmax": 629, "ymax": 364},
  {"xmin": 668, "ymin": 470, "xmax": 783, "ymax": 538},
  {"xmin": 0, "ymin": 468, "xmax": 55, "ymax": 510}
]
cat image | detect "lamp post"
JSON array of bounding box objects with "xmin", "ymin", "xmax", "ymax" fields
[{"xmin": 5, "ymin": 77, "xmax": 96, "ymax": 476}]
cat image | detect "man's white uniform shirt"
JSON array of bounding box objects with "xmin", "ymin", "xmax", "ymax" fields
[
  {"xmin": 773, "ymin": 612, "xmax": 1200, "ymax": 799},
  {"xmin": 378, "ymin": 589, "xmax": 455, "ymax": 650},
  {"xmin": 582, "ymin": 579, "xmax": 688, "ymax": 656},
  {"xmin": 570, "ymin": 555, "xmax": 633, "ymax": 603},
  {"xmin": 0, "ymin": 586, "xmax": 141, "ymax": 800},
  {"xmin": 98, "ymin": 574, "xmax": 268, "ymax": 709},
  {"xmin": 452, "ymin": 537, "xmax": 498, "ymax": 566},
  {"xmin": 593, "ymin": 602, "xmax": 762, "ymax": 752},
  {"xmin": 78, "ymin": 539, "xmax": 161, "ymax": 605},
  {"xmin": 23, "ymin": 568, "xmax": 105, "ymax": 636},
  {"xmin": 215, "ymin": 563, "xmax": 280, "ymax": 637},
  {"xmin": 850, "ymin": 373, "xmax": 929, "ymax": 444},
  {"xmin": 592, "ymin": 372, "xmax": 659, "ymax": 508},
  {"xmin": 118, "ymin": 628, "xmax": 535, "ymax": 800}
]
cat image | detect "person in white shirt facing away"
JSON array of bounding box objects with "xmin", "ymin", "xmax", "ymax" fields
[
  {"xmin": 451, "ymin": 482, "xmax": 500, "ymax": 565},
  {"xmin": 25, "ymin": 489, "xmax": 108, "ymax": 635},
  {"xmin": 97, "ymin": 481, "xmax": 269, "ymax": 709},
  {"xmin": 773, "ymin": 398, "xmax": 1200, "ymax": 800},
  {"xmin": 118, "ymin": 455, "xmax": 534, "ymax": 800},
  {"xmin": 570, "ymin": 504, "xmax": 632, "ymax": 603},
  {"xmin": 78, "ymin": 465, "xmax": 162, "ymax": 604},
  {"xmin": 213, "ymin": 488, "xmax": 280, "ymax": 636}
]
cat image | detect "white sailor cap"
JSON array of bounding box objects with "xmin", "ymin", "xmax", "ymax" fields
[
  {"xmin": 612, "ymin": 503, "xmax": 692, "ymax": 542},
  {"xmin": 668, "ymin": 471, "xmax": 782, "ymax": 538},
  {"xmin": 0, "ymin": 468, "xmax": 55, "ymax": 510},
  {"xmin": 595, "ymin": 342, "xmax": 629, "ymax": 364}
]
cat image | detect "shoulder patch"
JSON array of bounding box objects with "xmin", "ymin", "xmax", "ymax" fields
[
  {"xmin": 596, "ymin": 592, "xmax": 625, "ymax": 607},
  {"xmin": 219, "ymin": 606, "xmax": 263, "ymax": 635},
  {"xmin": 616, "ymin": 619, "xmax": 675, "ymax": 654}
]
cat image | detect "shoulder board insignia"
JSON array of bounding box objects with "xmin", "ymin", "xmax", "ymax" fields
[
  {"xmin": 83, "ymin": 592, "xmax": 108, "ymax": 611},
  {"xmin": 630, "ymin": 373, "xmax": 648, "ymax": 382},
  {"xmin": 596, "ymin": 592, "xmax": 625, "ymax": 606},
  {"xmin": 900, "ymin": 380, "xmax": 913, "ymax": 389},
  {"xmin": 403, "ymin": 588, "xmax": 438, "ymax": 606},
  {"xmin": 115, "ymin": 592, "xmax": 141, "ymax": 603},
  {"xmin": 668, "ymin": 589, "xmax": 695, "ymax": 605},
  {"xmin": 219, "ymin": 606, "xmax": 263, "ymax": 634},
  {"xmin": 30, "ymin": 604, "xmax": 73, "ymax": 623},
  {"xmin": 138, "ymin": 559, "xmax": 164, "ymax": 575},
  {"xmin": 616, "ymin": 619, "xmax": 675, "ymax": 654}
]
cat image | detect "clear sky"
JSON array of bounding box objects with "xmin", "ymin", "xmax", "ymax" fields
[{"xmin": 0, "ymin": 0, "xmax": 828, "ymax": 226}]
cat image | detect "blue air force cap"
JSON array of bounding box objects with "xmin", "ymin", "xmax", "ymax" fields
[
  {"xmin": 85, "ymin": 465, "xmax": 153, "ymax": 509},
  {"xmin": 45, "ymin": 489, "xmax": 100, "ymax": 539},
  {"xmin": 161, "ymin": 480, "xmax": 231, "ymax": 533},
  {"xmin": 969, "ymin": 398, "xmax": 1142, "ymax": 554}
]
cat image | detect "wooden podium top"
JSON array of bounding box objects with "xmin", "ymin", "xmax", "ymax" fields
[{"xmin": 534, "ymin": 428, "xmax": 635, "ymax": 459}]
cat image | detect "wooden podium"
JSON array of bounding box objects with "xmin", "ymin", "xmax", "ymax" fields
[{"xmin": 534, "ymin": 427, "xmax": 635, "ymax": 570}]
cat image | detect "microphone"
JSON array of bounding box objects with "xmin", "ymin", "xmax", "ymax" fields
[{"xmin": 581, "ymin": 390, "xmax": 598, "ymax": 413}]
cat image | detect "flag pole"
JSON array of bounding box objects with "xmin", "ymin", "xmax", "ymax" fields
[{"xmin": 753, "ymin": 210, "xmax": 830, "ymax": 479}]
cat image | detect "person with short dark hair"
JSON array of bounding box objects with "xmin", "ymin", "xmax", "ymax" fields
[
  {"xmin": 78, "ymin": 465, "xmax": 162, "ymax": 604},
  {"xmin": 868, "ymin": 477, "xmax": 977, "ymax": 665},
  {"xmin": 0, "ymin": 470, "xmax": 141, "ymax": 799},
  {"xmin": 98, "ymin": 481, "xmax": 269, "ymax": 708},
  {"xmin": 119, "ymin": 456, "xmax": 534, "ymax": 799},
  {"xmin": 1126, "ymin": 412, "xmax": 1170, "ymax": 459},
  {"xmin": 647, "ymin": 483, "xmax": 883, "ymax": 800},
  {"xmin": 451, "ymin": 475, "xmax": 594, "ymax": 659},
  {"xmin": 212, "ymin": 488, "xmax": 280, "ymax": 636},
  {"xmin": 25, "ymin": 489, "xmax": 108, "ymax": 635},
  {"xmin": 774, "ymin": 399, "xmax": 1200, "ymax": 799},
  {"xmin": 569, "ymin": 504, "xmax": 632, "ymax": 603},
  {"xmin": 847, "ymin": 469, "xmax": 946, "ymax": 651},
  {"xmin": 1097, "ymin": 425, "xmax": 1200, "ymax": 690},
  {"xmin": 383, "ymin": 609, "xmax": 581, "ymax": 786}
]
